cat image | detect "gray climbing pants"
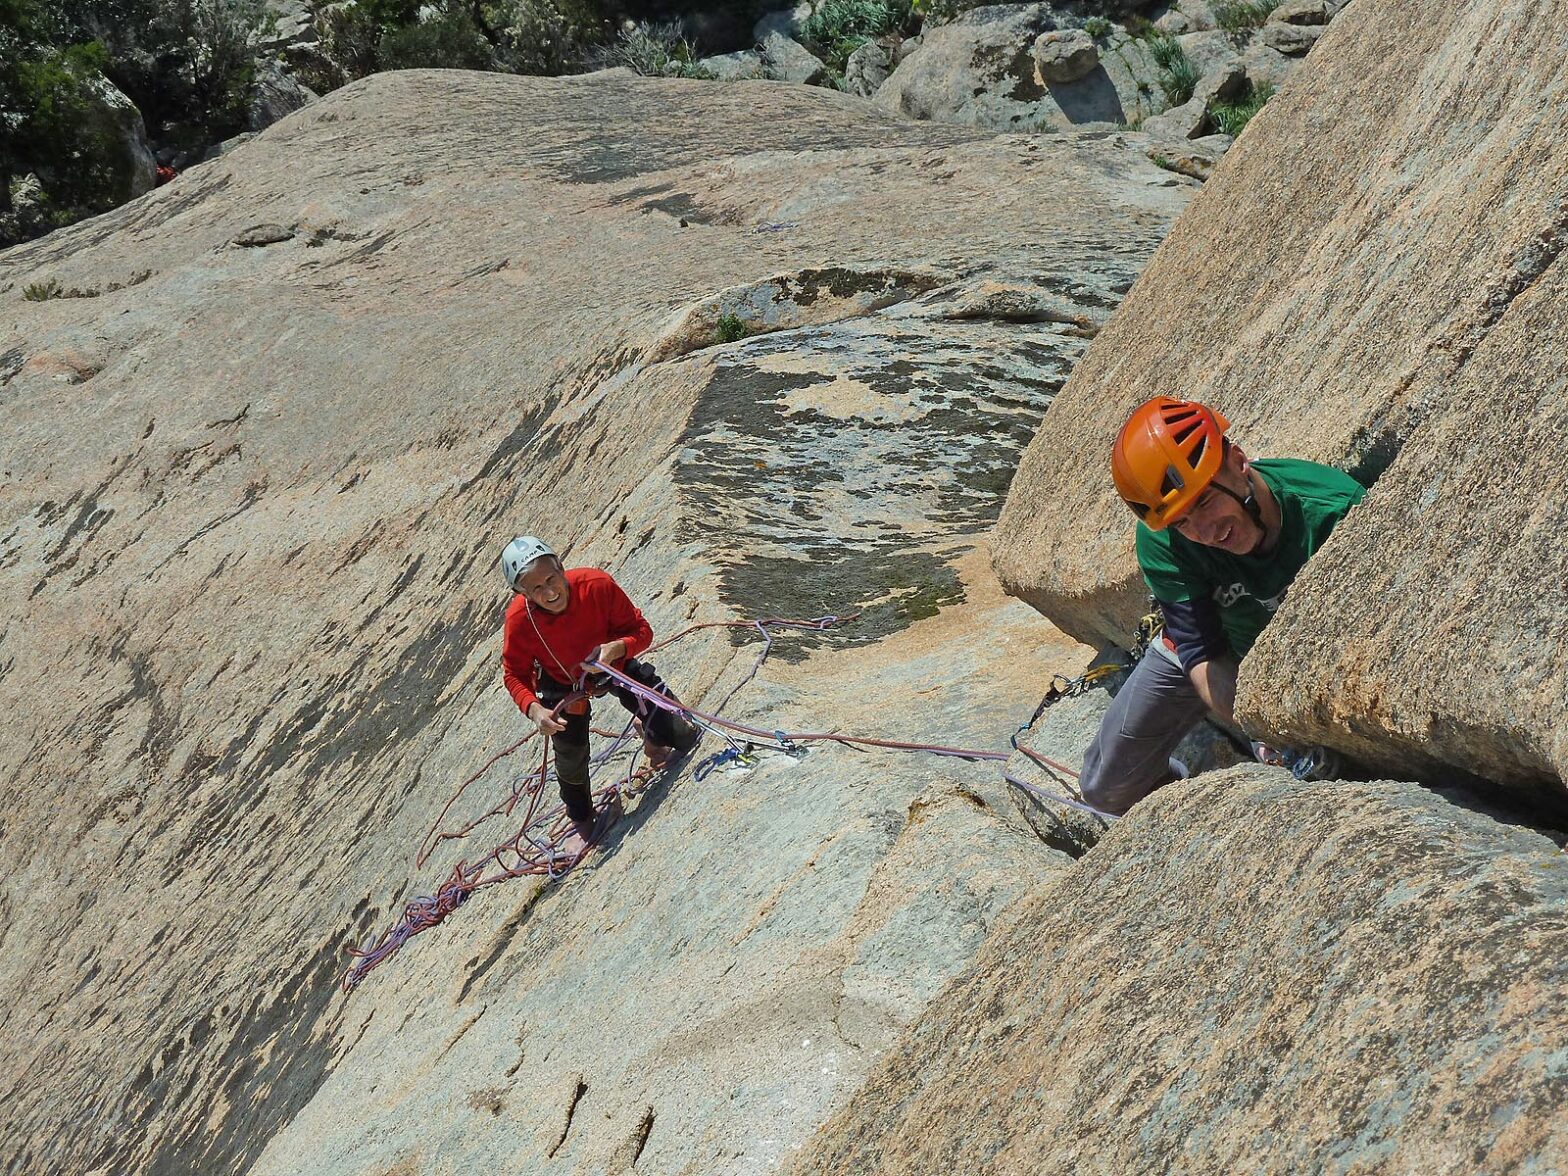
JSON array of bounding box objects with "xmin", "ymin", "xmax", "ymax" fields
[{"xmin": 1079, "ymin": 644, "xmax": 1212, "ymax": 816}]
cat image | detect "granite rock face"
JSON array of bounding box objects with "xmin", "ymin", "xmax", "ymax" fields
[
  {"xmin": 992, "ymin": 0, "xmax": 1568, "ymax": 804},
  {"xmin": 799, "ymin": 769, "xmax": 1568, "ymax": 1174},
  {"xmin": 0, "ymin": 71, "xmax": 1187, "ymax": 1174}
]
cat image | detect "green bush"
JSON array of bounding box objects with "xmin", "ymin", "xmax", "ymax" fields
[
  {"xmin": 1084, "ymin": 16, "xmax": 1113, "ymax": 40},
  {"xmin": 1209, "ymin": 81, "xmax": 1274, "ymax": 136},
  {"xmin": 379, "ymin": 8, "xmax": 497, "ymax": 70},
  {"xmin": 716, "ymin": 313, "xmax": 749, "ymax": 343},
  {"xmin": 71, "ymin": 0, "xmax": 267, "ymax": 137},
  {"xmin": 801, "ymin": 0, "xmax": 910, "ymax": 45},
  {"xmin": 23, "ymin": 277, "xmax": 64, "ymax": 300},
  {"xmin": 495, "ymin": 0, "xmax": 608, "ymax": 75},
  {"xmin": 1148, "ymin": 32, "xmax": 1198, "ymax": 106},
  {"xmin": 589, "ymin": 20, "xmax": 713, "ymax": 78},
  {"xmin": 1, "ymin": 40, "xmax": 134, "ymax": 241},
  {"xmin": 799, "ymin": 0, "xmax": 911, "ymax": 73}
]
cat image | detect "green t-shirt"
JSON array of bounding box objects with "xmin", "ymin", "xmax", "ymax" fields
[{"xmin": 1135, "ymin": 458, "xmax": 1366, "ymax": 658}]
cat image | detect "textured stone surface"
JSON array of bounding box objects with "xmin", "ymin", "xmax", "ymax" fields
[
  {"xmin": 1242, "ymin": 37, "xmax": 1299, "ymax": 88},
  {"xmin": 1145, "ymin": 130, "xmax": 1233, "ymax": 179},
  {"xmin": 248, "ymin": 61, "xmax": 317, "ymax": 131},
  {"xmin": 1270, "ymin": 0, "xmax": 1337, "ymax": 24},
  {"xmin": 1140, "ymin": 92, "xmax": 1208, "ymax": 139},
  {"xmin": 992, "ymin": 0, "xmax": 1568, "ymax": 803},
  {"xmin": 699, "ymin": 49, "xmax": 766, "ymax": 81},
  {"xmin": 82, "ymin": 75, "xmax": 158, "ymax": 199},
  {"xmin": 1177, "ymin": 28, "xmax": 1242, "ymax": 76},
  {"xmin": 0, "ymin": 71, "xmax": 1186, "ymax": 1174},
  {"xmin": 799, "ymin": 769, "xmax": 1568, "ymax": 1174}
]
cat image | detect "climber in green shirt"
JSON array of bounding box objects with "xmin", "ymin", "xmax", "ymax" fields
[{"xmin": 1079, "ymin": 396, "xmax": 1366, "ymax": 815}]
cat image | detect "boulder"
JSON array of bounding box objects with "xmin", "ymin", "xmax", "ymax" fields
[
  {"xmin": 875, "ymin": 3, "xmax": 1059, "ymax": 129},
  {"xmin": 992, "ymin": 0, "xmax": 1568, "ymax": 803},
  {"xmin": 0, "ymin": 70, "xmax": 1190, "ymax": 1174},
  {"xmin": 1139, "ymin": 64, "xmax": 1244, "ymax": 140},
  {"xmin": 1260, "ymin": 19, "xmax": 1324, "ymax": 54},
  {"xmin": 258, "ymin": 0, "xmax": 317, "ymax": 51},
  {"xmin": 754, "ymin": 2, "xmax": 811, "ymax": 42},
  {"xmin": 1140, "ymin": 92, "xmax": 1208, "ymax": 139},
  {"xmin": 876, "ymin": 5, "xmax": 1167, "ymax": 131},
  {"xmin": 247, "ymin": 61, "xmax": 317, "ymax": 131},
  {"xmin": 843, "ymin": 40, "xmax": 893, "ymax": 98},
  {"xmin": 1177, "ymin": 28, "xmax": 1243, "ymax": 76},
  {"xmin": 799, "ymin": 770, "xmax": 1568, "ymax": 1172},
  {"xmin": 1175, "ymin": 0, "xmax": 1220, "ymax": 30},
  {"xmin": 1241, "ymin": 37, "xmax": 1299, "ymax": 89},
  {"xmin": 1145, "ymin": 130, "xmax": 1234, "ymax": 179},
  {"xmin": 1033, "ymin": 28, "xmax": 1099, "ymax": 84},
  {"xmin": 760, "ymin": 31, "xmax": 828, "ymax": 85},
  {"xmin": 1269, "ymin": 0, "xmax": 1337, "ymax": 23},
  {"xmin": 81, "ymin": 75, "xmax": 157, "ymax": 199},
  {"xmin": 700, "ymin": 48, "xmax": 765, "ymax": 80},
  {"xmin": 1193, "ymin": 61, "xmax": 1249, "ymax": 105}
]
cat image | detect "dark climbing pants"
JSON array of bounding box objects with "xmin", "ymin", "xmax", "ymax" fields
[
  {"xmin": 1079, "ymin": 644, "xmax": 1210, "ymax": 816},
  {"xmin": 539, "ymin": 658, "xmax": 688, "ymax": 823}
]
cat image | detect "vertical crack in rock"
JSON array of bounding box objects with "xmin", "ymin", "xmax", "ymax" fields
[
  {"xmin": 436, "ymin": 1006, "xmax": 487, "ymax": 1062},
  {"xmin": 546, "ymin": 1075, "xmax": 589, "ymax": 1159},
  {"xmin": 1351, "ymin": 200, "xmax": 1568, "ymax": 491},
  {"xmin": 629, "ymin": 1105, "xmax": 656, "ymax": 1169}
]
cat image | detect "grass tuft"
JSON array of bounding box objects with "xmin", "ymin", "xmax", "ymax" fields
[
  {"xmin": 1209, "ymin": 82, "xmax": 1275, "ymax": 136},
  {"xmin": 1148, "ymin": 33, "xmax": 1199, "ymax": 106},
  {"xmin": 1214, "ymin": 0, "xmax": 1275, "ymax": 36}
]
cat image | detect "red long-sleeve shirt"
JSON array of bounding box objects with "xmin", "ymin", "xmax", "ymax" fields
[{"xmin": 501, "ymin": 566, "xmax": 654, "ymax": 714}]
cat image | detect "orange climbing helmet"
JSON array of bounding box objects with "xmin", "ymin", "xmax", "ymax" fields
[{"xmin": 1111, "ymin": 396, "xmax": 1230, "ymax": 529}]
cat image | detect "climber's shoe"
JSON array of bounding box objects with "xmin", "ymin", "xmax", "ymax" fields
[{"xmin": 1290, "ymin": 746, "xmax": 1342, "ymax": 782}]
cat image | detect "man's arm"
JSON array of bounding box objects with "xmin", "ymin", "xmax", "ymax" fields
[
  {"xmin": 502, "ymin": 610, "xmax": 566, "ymax": 736},
  {"xmin": 1187, "ymin": 656, "xmax": 1239, "ymax": 725},
  {"xmin": 589, "ymin": 574, "xmax": 654, "ymax": 665}
]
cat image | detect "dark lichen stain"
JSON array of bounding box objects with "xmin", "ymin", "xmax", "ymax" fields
[
  {"xmin": 674, "ymin": 319, "xmax": 1080, "ymax": 648},
  {"xmin": 642, "ymin": 193, "xmax": 731, "ymax": 225},
  {"xmin": 101, "ymin": 903, "xmax": 380, "ymax": 1176},
  {"xmin": 1345, "ymin": 418, "xmax": 1402, "ymax": 489},
  {"xmin": 781, "ymin": 267, "xmax": 942, "ymax": 309}
]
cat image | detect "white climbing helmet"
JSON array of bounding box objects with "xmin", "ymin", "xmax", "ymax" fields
[{"xmin": 499, "ymin": 535, "xmax": 556, "ymax": 591}]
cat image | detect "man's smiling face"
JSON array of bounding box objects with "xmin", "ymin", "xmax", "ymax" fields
[{"xmin": 519, "ymin": 558, "xmax": 571, "ymax": 613}]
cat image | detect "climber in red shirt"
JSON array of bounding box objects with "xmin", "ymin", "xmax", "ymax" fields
[{"xmin": 499, "ymin": 536, "xmax": 699, "ymax": 850}]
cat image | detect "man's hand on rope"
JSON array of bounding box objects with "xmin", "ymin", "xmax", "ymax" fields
[
  {"xmin": 527, "ymin": 702, "xmax": 567, "ymax": 737},
  {"xmin": 582, "ymin": 640, "xmax": 626, "ymax": 674}
]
